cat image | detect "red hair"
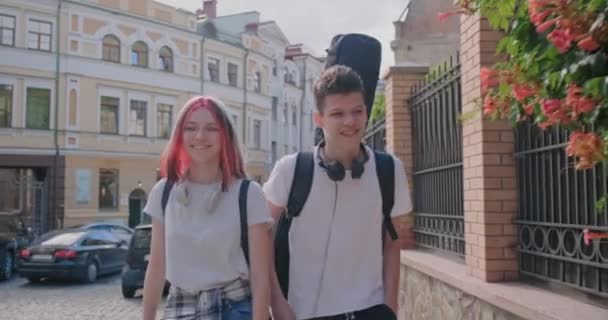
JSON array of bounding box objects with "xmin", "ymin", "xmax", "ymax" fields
[{"xmin": 160, "ymin": 96, "xmax": 246, "ymax": 191}]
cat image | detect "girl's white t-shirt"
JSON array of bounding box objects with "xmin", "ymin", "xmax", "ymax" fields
[{"xmin": 144, "ymin": 178, "xmax": 272, "ymax": 292}]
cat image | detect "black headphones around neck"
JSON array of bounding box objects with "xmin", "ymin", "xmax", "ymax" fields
[{"xmin": 317, "ymin": 141, "xmax": 369, "ymax": 181}]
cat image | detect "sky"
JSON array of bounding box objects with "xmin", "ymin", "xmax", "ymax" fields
[{"xmin": 156, "ymin": 0, "xmax": 409, "ymax": 73}]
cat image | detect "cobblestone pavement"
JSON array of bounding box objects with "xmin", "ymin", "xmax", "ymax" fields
[{"xmin": 0, "ymin": 273, "xmax": 164, "ymax": 320}]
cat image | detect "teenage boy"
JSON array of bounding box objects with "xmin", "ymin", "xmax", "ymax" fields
[{"xmin": 264, "ymin": 65, "xmax": 413, "ymax": 320}]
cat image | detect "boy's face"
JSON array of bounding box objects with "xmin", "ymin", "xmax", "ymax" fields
[{"xmin": 314, "ymin": 92, "xmax": 367, "ymax": 146}]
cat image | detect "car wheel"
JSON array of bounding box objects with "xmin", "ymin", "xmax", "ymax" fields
[
  {"xmin": 0, "ymin": 250, "xmax": 13, "ymax": 281},
  {"xmin": 121, "ymin": 284, "xmax": 136, "ymax": 298},
  {"xmin": 83, "ymin": 261, "xmax": 98, "ymax": 283}
]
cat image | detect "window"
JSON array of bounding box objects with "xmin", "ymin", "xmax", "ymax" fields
[
  {"xmin": 271, "ymin": 141, "xmax": 277, "ymax": 163},
  {"xmin": 68, "ymin": 89, "xmax": 77, "ymax": 127},
  {"xmin": 253, "ymin": 71, "xmax": 261, "ymax": 93},
  {"xmin": 99, "ymin": 169, "xmax": 119, "ymax": 210},
  {"xmin": 228, "ymin": 63, "xmax": 238, "ymax": 87},
  {"xmin": 0, "ymin": 14, "xmax": 15, "ymax": 47},
  {"xmin": 283, "ymin": 144, "xmax": 288, "ymax": 155},
  {"xmin": 157, "ymin": 103, "xmax": 172, "ymax": 139},
  {"xmin": 129, "ymin": 100, "xmax": 147, "ymax": 136},
  {"xmin": 26, "ymin": 88, "xmax": 50, "ymax": 129},
  {"xmin": 131, "ymin": 41, "xmax": 148, "ymax": 67},
  {"xmin": 231, "ymin": 114, "xmax": 238, "ymax": 129},
  {"xmin": 292, "ymin": 109, "xmax": 297, "ymax": 126},
  {"xmin": 102, "ymin": 34, "xmax": 120, "ymax": 63},
  {"xmin": 271, "ymin": 97, "xmax": 278, "ymax": 121},
  {"xmin": 100, "ymin": 96, "xmax": 119, "ymax": 134},
  {"xmin": 253, "ymin": 119, "xmax": 261, "ymax": 149},
  {"xmin": 208, "ymin": 57, "xmax": 220, "ymax": 82},
  {"xmin": 28, "ymin": 19, "xmax": 52, "ymax": 51},
  {"xmin": 282, "ymin": 105, "xmax": 288, "ymax": 124},
  {"xmin": 159, "ymin": 46, "xmax": 173, "ymax": 72},
  {"xmin": 272, "ymin": 61, "xmax": 278, "ymax": 76},
  {"xmin": 0, "ymin": 84, "xmax": 12, "ymax": 128}
]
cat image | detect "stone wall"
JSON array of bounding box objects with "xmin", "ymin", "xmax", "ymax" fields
[{"xmin": 398, "ymin": 265, "xmax": 523, "ymax": 320}]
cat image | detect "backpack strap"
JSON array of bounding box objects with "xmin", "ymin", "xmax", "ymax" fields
[
  {"xmin": 285, "ymin": 152, "xmax": 315, "ymax": 218},
  {"xmin": 239, "ymin": 179, "xmax": 251, "ymax": 267},
  {"xmin": 275, "ymin": 152, "xmax": 315, "ymax": 298},
  {"xmin": 374, "ymin": 151, "xmax": 398, "ymax": 240},
  {"xmin": 161, "ymin": 179, "xmax": 176, "ymax": 215}
]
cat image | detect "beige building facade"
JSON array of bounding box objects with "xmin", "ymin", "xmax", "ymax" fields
[
  {"xmin": 0, "ymin": 0, "xmax": 200, "ymax": 230},
  {"xmin": 0, "ymin": 0, "xmax": 320, "ymax": 230}
]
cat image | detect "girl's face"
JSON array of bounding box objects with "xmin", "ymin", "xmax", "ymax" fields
[{"xmin": 182, "ymin": 108, "xmax": 222, "ymax": 165}]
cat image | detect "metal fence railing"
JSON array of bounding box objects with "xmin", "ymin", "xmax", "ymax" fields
[
  {"xmin": 409, "ymin": 54, "xmax": 464, "ymax": 257},
  {"xmin": 364, "ymin": 118, "xmax": 386, "ymax": 151},
  {"xmin": 515, "ymin": 121, "xmax": 608, "ymax": 298}
]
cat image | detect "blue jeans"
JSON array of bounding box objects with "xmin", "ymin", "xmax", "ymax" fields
[
  {"xmin": 163, "ymin": 279, "xmax": 252, "ymax": 320},
  {"xmin": 221, "ymin": 297, "xmax": 252, "ymax": 320}
]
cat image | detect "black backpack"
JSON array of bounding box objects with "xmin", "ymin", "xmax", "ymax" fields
[
  {"xmin": 274, "ymin": 151, "xmax": 397, "ymax": 298},
  {"xmin": 315, "ymin": 34, "xmax": 382, "ymax": 144},
  {"xmin": 161, "ymin": 179, "xmax": 252, "ymax": 266}
]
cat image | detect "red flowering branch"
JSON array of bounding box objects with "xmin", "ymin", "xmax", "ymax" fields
[{"xmin": 583, "ymin": 229, "xmax": 608, "ymax": 246}]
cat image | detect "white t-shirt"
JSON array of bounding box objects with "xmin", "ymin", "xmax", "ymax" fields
[
  {"xmin": 144, "ymin": 178, "xmax": 272, "ymax": 293},
  {"xmin": 263, "ymin": 146, "xmax": 412, "ymax": 319}
]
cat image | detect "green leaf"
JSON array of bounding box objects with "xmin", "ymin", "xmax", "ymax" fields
[
  {"xmin": 587, "ymin": 0, "xmax": 607, "ymax": 13},
  {"xmin": 584, "ymin": 77, "xmax": 605, "ymax": 96},
  {"xmin": 596, "ymin": 194, "xmax": 607, "ymax": 215}
]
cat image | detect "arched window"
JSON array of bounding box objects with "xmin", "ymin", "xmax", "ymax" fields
[
  {"xmin": 159, "ymin": 46, "xmax": 173, "ymax": 72},
  {"xmin": 102, "ymin": 34, "xmax": 120, "ymax": 63},
  {"xmin": 131, "ymin": 41, "xmax": 148, "ymax": 67}
]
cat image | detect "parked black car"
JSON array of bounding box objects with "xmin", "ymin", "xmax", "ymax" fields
[
  {"xmin": 73, "ymin": 222, "xmax": 134, "ymax": 244},
  {"xmin": 121, "ymin": 224, "xmax": 169, "ymax": 298},
  {"xmin": 0, "ymin": 213, "xmax": 33, "ymax": 281},
  {"xmin": 17, "ymin": 227, "xmax": 128, "ymax": 283}
]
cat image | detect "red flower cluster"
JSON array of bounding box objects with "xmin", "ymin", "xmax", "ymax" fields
[
  {"xmin": 513, "ymin": 83, "xmax": 538, "ymax": 103},
  {"xmin": 480, "ymin": 67, "xmax": 499, "ymax": 94},
  {"xmin": 528, "ymin": 0, "xmax": 601, "ymax": 53},
  {"xmin": 566, "ymin": 131, "xmax": 605, "ymax": 169},
  {"xmin": 566, "ymin": 84, "xmax": 599, "ymax": 117},
  {"xmin": 437, "ymin": 0, "xmax": 476, "ymax": 23},
  {"xmin": 537, "ymin": 85, "xmax": 600, "ymax": 128},
  {"xmin": 539, "ymin": 98, "xmax": 570, "ymax": 128},
  {"xmin": 583, "ymin": 229, "xmax": 608, "ymax": 246}
]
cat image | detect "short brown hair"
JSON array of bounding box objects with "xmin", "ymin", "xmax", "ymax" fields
[{"xmin": 313, "ymin": 65, "xmax": 364, "ymax": 112}]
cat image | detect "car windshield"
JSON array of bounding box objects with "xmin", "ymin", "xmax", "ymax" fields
[
  {"xmin": 34, "ymin": 231, "xmax": 85, "ymax": 246},
  {"xmin": 132, "ymin": 228, "xmax": 151, "ymax": 249}
]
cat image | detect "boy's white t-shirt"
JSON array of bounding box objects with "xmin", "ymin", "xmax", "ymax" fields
[
  {"xmin": 263, "ymin": 146, "xmax": 412, "ymax": 319},
  {"xmin": 144, "ymin": 178, "xmax": 272, "ymax": 293}
]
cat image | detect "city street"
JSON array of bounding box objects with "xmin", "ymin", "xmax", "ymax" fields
[{"xmin": 0, "ymin": 274, "xmax": 164, "ymax": 320}]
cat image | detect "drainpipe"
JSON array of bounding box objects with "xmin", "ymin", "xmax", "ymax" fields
[
  {"xmin": 242, "ymin": 50, "xmax": 249, "ymax": 148},
  {"xmin": 51, "ymin": 0, "xmax": 62, "ymax": 230},
  {"xmin": 298, "ymin": 57, "xmax": 307, "ymax": 151},
  {"xmin": 200, "ymin": 37, "xmax": 205, "ymax": 94}
]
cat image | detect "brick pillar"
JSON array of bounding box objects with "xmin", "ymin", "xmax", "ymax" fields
[
  {"xmin": 384, "ymin": 65, "xmax": 428, "ymax": 248},
  {"xmin": 461, "ymin": 13, "xmax": 519, "ymax": 281}
]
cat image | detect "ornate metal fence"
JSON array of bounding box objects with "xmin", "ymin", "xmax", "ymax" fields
[
  {"xmin": 515, "ymin": 122, "xmax": 608, "ymax": 297},
  {"xmin": 364, "ymin": 118, "xmax": 386, "ymax": 151},
  {"xmin": 409, "ymin": 55, "xmax": 465, "ymax": 257}
]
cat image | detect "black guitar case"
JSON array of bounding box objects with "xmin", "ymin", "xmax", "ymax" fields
[{"xmin": 315, "ymin": 33, "xmax": 382, "ymax": 144}]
